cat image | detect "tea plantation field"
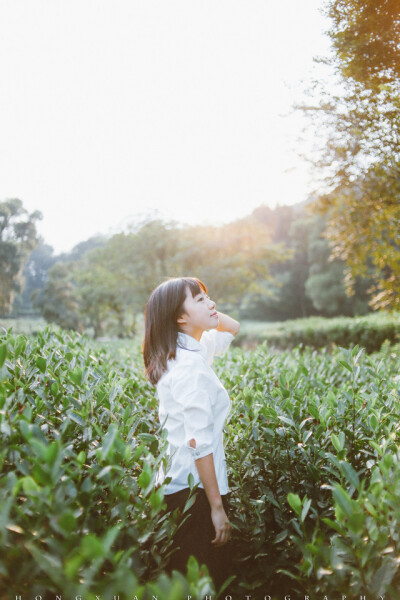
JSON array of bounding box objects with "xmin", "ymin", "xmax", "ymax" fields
[{"xmin": 1, "ymin": 325, "xmax": 400, "ymax": 599}]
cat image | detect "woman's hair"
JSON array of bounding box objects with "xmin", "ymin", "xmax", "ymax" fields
[{"xmin": 142, "ymin": 276, "xmax": 208, "ymax": 385}]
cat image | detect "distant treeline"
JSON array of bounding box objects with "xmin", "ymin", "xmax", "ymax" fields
[{"xmin": 2, "ymin": 197, "xmax": 379, "ymax": 338}]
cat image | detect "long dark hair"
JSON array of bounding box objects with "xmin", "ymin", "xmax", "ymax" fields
[{"xmin": 142, "ymin": 276, "xmax": 208, "ymax": 385}]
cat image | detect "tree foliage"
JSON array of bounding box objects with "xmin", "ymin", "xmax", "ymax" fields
[
  {"xmin": 31, "ymin": 262, "xmax": 83, "ymax": 332},
  {"xmin": 33, "ymin": 216, "xmax": 290, "ymax": 337},
  {"xmin": 327, "ymin": 0, "xmax": 400, "ymax": 89},
  {"xmin": 300, "ymin": 0, "xmax": 400, "ymax": 310},
  {"xmin": 0, "ymin": 199, "xmax": 42, "ymax": 315}
]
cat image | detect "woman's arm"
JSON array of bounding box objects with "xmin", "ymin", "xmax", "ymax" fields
[
  {"xmin": 192, "ymin": 446, "xmax": 222, "ymax": 508},
  {"xmin": 215, "ymin": 311, "xmax": 240, "ymax": 336},
  {"xmin": 189, "ymin": 442, "xmax": 232, "ymax": 546}
]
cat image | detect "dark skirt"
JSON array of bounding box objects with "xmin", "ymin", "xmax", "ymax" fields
[{"xmin": 162, "ymin": 486, "xmax": 234, "ymax": 592}]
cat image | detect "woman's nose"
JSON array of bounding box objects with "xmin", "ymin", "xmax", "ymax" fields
[{"xmin": 209, "ymin": 298, "xmax": 216, "ymax": 309}]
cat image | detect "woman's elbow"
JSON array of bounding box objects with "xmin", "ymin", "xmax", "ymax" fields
[{"xmin": 233, "ymin": 320, "xmax": 240, "ymax": 336}]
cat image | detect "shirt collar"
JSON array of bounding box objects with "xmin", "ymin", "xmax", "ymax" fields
[{"xmin": 177, "ymin": 331, "xmax": 207, "ymax": 359}]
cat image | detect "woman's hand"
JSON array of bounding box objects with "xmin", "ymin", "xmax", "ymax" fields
[
  {"xmin": 215, "ymin": 311, "xmax": 240, "ymax": 336},
  {"xmin": 210, "ymin": 505, "xmax": 232, "ymax": 546}
]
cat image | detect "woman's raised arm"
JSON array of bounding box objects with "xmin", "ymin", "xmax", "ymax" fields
[{"xmin": 215, "ymin": 311, "xmax": 240, "ymax": 336}]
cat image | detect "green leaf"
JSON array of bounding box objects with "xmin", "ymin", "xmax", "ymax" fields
[
  {"xmin": 382, "ymin": 453, "xmax": 394, "ymax": 471},
  {"xmin": 331, "ymin": 433, "xmax": 343, "ymax": 453},
  {"xmin": 371, "ymin": 557, "xmax": 398, "ymax": 596},
  {"xmin": 348, "ymin": 510, "xmax": 364, "ymax": 533},
  {"xmin": 15, "ymin": 337, "xmax": 26, "ymax": 358},
  {"xmin": 301, "ymin": 498, "xmax": 311, "ymax": 522},
  {"xmin": 76, "ymin": 451, "xmax": 86, "ymax": 465},
  {"xmin": 69, "ymin": 412, "xmax": 86, "ymax": 427},
  {"xmin": 137, "ymin": 433, "xmax": 156, "ymax": 443},
  {"xmin": 149, "ymin": 487, "xmax": 164, "ymax": 511},
  {"xmin": 97, "ymin": 465, "xmax": 123, "ymax": 479},
  {"xmin": 338, "ymin": 360, "xmax": 353, "ymax": 373},
  {"xmin": 279, "ymin": 415, "xmax": 295, "ymax": 427},
  {"xmin": 24, "ymin": 541, "xmax": 64, "ymax": 587},
  {"xmin": 340, "ymin": 461, "xmax": 360, "ymax": 490},
  {"xmin": 273, "ymin": 529, "xmax": 288, "ymax": 544},
  {"xmin": 36, "ymin": 356, "xmax": 47, "ymax": 374},
  {"xmin": 45, "ymin": 440, "xmax": 60, "ymax": 465},
  {"xmin": 287, "ymin": 493, "xmax": 302, "ymax": 516},
  {"xmin": 364, "ymin": 500, "xmax": 377, "ymax": 517},
  {"xmin": 81, "ymin": 534, "xmax": 105, "ymax": 559},
  {"xmin": 58, "ymin": 511, "xmax": 77, "ymax": 533},
  {"xmin": 369, "ymin": 414, "xmax": 378, "ymax": 431},
  {"xmin": 101, "ymin": 424, "xmax": 118, "ymax": 460},
  {"xmin": 187, "ymin": 472, "xmax": 195, "ymax": 489},
  {"xmin": 70, "ymin": 367, "xmax": 83, "ymax": 385},
  {"xmin": 21, "ymin": 476, "xmax": 41, "ymax": 494},
  {"xmin": 332, "ymin": 485, "xmax": 353, "ymax": 517},
  {"xmin": 138, "ymin": 470, "xmax": 151, "ymax": 489},
  {"xmin": 321, "ymin": 517, "xmax": 345, "ymax": 535},
  {"xmin": 179, "ymin": 492, "xmax": 195, "ymax": 514},
  {"xmin": 370, "ymin": 440, "xmax": 384, "ymax": 456},
  {"xmin": 0, "ymin": 344, "xmax": 7, "ymax": 368}
]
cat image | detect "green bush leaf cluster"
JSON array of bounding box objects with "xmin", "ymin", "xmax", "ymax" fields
[
  {"xmin": 0, "ymin": 326, "xmax": 216, "ymax": 597},
  {"xmin": 1, "ymin": 323, "xmax": 400, "ymax": 597}
]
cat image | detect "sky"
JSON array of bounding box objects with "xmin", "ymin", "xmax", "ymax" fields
[{"xmin": 0, "ymin": 1, "xmax": 332, "ymax": 255}]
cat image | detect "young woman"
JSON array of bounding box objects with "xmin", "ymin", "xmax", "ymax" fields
[{"xmin": 142, "ymin": 276, "xmax": 240, "ymax": 591}]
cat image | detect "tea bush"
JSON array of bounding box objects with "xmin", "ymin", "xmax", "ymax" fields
[
  {"xmin": 218, "ymin": 339, "xmax": 400, "ymax": 596},
  {"xmin": 0, "ymin": 327, "xmax": 219, "ymax": 598},
  {"xmin": 1, "ymin": 323, "xmax": 400, "ymax": 598}
]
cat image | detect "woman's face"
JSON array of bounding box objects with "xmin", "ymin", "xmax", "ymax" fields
[{"xmin": 177, "ymin": 286, "xmax": 218, "ymax": 337}]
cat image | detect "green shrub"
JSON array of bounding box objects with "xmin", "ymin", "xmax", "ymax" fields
[
  {"xmin": 0, "ymin": 327, "xmax": 218, "ymax": 597},
  {"xmin": 1, "ymin": 323, "xmax": 400, "ymax": 597},
  {"xmin": 236, "ymin": 310, "xmax": 400, "ymax": 353}
]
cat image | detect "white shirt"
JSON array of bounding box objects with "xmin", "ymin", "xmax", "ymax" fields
[{"xmin": 155, "ymin": 328, "xmax": 235, "ymax": 495}]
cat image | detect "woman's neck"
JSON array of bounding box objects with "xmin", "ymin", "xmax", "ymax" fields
[{"xmin": 178, "ymin": 327, "xmax": 203, "ymax": 342}]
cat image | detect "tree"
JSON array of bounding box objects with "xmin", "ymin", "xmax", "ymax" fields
[
  {"xmin": 0, "ymin": 199, "xmax": 42, "ymax": 315},
  {"xmin": 13, "ymin": 239, "xmax": 57, "ymax": 314},
  {"xmin": 304, "ymin": 214, "xmax": 372, "ymax": 315},
  {"xmin": 326, "ymin": 0, "xmax": 400, "ymax": 90},
  {"xmin": 175, "ymin": 218, "xmax": 290, "ymax": 310},
  {"xmin": 299, "ymin": 0, "xmax": 400, "ymax": 310},
  {"xmin": 32, "ymin": 262, "xmax": 83, "ymax": 332}
]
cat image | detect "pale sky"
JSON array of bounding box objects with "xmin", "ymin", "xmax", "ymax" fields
[{"xmin": 0, "ymin": 1, "xmax": 332, "ymax": 254}]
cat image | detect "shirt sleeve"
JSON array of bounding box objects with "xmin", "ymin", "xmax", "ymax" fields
[
  {"xmin": 170, "ymin": 361, "xmax": 214, "ymax": 460},
  {"xmin": 200, "ymin": 329, "xmax": 235, "ymax": 365}
]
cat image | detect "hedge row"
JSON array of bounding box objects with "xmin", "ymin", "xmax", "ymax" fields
[{"xmin": 235, "ymin": 310, "xmax": 400, "ymax": 353}]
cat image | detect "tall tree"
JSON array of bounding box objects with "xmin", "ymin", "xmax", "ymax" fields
[
  {"xmin": 300, "ymin": 0, "xmax": 400, "ymax": 310},
  {"xmin": 304, "ymin": 214, "xmax": 372, "ymax": 315},
  {"xmin": 0, "ymin": 199, "xmax": 42, "ymax": 315},
  {"xmin": 31, "ymin": 262, "xmax": 83, "ymax": 332},
  {"xmin": 175, "ymin": 217, "xmax": 290, "ymax": 308},
  {"xmin": 14, "ymin": 239, "xmax": 57, "ymax": 314}
]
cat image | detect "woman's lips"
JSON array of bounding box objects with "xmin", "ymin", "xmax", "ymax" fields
[{"xmin": 211, "ymin": 312, "xmax": 218, "ymax": 317}]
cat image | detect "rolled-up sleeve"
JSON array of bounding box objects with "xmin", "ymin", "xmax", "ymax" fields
[
  {"xmin": 170, "ymin": 362, "xmax": 214, "ymax": 460},
  {"xmin": 200, "ymin": 329, "xmax": 235, "ymax": 365}
]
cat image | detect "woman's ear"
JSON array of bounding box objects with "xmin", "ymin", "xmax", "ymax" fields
[{"xmin": 176, "ymin": 314, "xmax": 186, "ymax": 325}]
